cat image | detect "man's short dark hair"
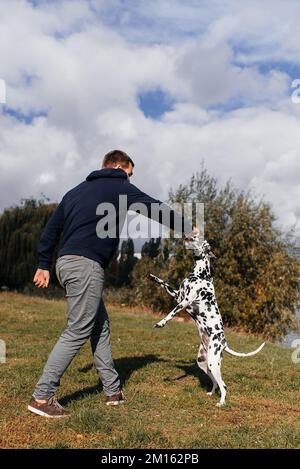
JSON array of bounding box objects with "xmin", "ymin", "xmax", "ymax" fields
[{"xmin": 102, "ymin": 150, "xmax": 135, "ymax": 169}]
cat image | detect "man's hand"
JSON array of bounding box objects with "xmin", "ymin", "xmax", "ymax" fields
[
  {"xmin": 33, "ymin": 269, "xmax": 50, "ymax": 288},
  {"xmin": 186, "ymin": 226, "xmax": 200, "ymax": 240},
  {"xmin": 192, "ymin": 226, "xmax": 200, "ymax": 238}
]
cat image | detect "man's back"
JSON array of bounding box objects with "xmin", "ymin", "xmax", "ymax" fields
[
  {"xmin": 38, "ymin": 167, "xmax": 162, "ymax": 270},
  {"xmin": 60, "ymin": 169, "xmax": 129, "ymax": 266}
]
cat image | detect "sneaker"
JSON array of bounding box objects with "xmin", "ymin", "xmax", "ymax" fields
[
  {"xmin": 28, "ymin": 396, "xmax": 68, "ymax": 418},
  {"xmin": 106, "ymin": 391, "xmax": 125, "ymax": 406}
]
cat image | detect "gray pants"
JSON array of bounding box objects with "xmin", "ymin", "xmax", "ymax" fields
[{"xmin": 33, "ymin": 255, "xmax": 120, "ymax": 400}]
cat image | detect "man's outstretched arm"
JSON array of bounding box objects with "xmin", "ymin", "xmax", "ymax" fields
[
  {"xmin": 33, "ymin": 199, "xmax": 65, "ymax": 288},
  {"xmin": 125, "ymin": 182, "xmax": 194, "ymax": 236}
]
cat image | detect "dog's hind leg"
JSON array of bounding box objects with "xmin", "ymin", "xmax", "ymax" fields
[
  {"xmin": 206, "ymin": 373, "xmax": 218, "ymax": 396},
  {"xmin": 196, "ymin": 331, "xmax": 217, "ymax": 396},
  {"xmin": 207, "ymin": 347, "xmax": 227, "ymax": 406},
  {"xmin": 150, "ymin": 274, "xmax": 178, "ymax": 298},
  {"xmin": 196, "ymin": 330, "xmax": 209, "ymax": 373}
]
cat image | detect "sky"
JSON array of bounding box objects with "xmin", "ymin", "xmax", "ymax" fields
[{"xmin": 1, "ymin": 0, "xmax": 300, "ymax": 238}]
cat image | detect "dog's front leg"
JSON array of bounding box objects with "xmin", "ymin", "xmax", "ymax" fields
[
  {"xmin": 155, "ymin": 300, "xmax": 190, "ymax": 328},
  {"xmin": 149, "ymin": 274, "xmax": 178, "ymax": 298}
]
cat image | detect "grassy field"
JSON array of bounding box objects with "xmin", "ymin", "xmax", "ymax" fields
[{"xmin": 0, "ymin": 292, "xmax": 299, "ymax": 449}]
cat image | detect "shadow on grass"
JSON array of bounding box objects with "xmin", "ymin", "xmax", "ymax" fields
[
  {"xmin": 165, "ymin": 361, "xmax": 213, "ymax": 392},
  {"xmin": 60, "ymin": 354, "xmax": 164, "ymax": 406}
]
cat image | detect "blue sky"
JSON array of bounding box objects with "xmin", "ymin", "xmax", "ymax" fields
[
  {"xmin": 3, "ymin": 107, "xmax": 48, "ymax": 124},
  {"xmin": 138, "ymin": 89, "xmax": 174, "ymax": 119}
]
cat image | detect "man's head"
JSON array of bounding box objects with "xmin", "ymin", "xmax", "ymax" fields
[{"xmin": 102, "ymin": 150, "xmax": 134, "ymax": 178}]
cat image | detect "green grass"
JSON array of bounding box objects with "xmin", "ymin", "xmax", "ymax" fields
[{"xmin": 0, "ymin": 292, "xmax": 299, "ymax": 449}]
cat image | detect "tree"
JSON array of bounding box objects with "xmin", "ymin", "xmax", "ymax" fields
[
  {"xmin": 105, "ymin": 250, "xmax": 119, "ymax": 288},
  {"xmin": 0, "ymin": 198, "xmax": 59, "ymax": 290},
  {"xmin": 141, "ymin": 238, "xmax": 161, "ymax": 259},
  {"xmin": 130, "ymin": 167, "xmax": 300, "ymax": 339},
  {"xmin": 117, "ymin": 238, "xmax": 137, "ymax": 287}
]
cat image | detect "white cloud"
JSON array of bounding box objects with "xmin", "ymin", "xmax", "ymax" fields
[
  {"xmin": 0, "ymin": 79, "xmax": 6, "ymax": 104},
  {"xmin": 1, "ymin": 0, "xmax": 300, "ymax": 238},
  {"xmin": 0, "ymin": 114, "xmax": 81, "ymax": 206},
  {"xmin": 34, "ymin": 172, "xmax": 56, "ymax": 185},
  {"xmin": 175, "ymin": 42, "xmax": 290, "ymax": 107}
]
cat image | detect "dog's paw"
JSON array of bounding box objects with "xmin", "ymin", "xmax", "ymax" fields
[
  {"xmin": 154, "ymin": 321, "xmax": 165, "ymax": 328},
  {"xmin": 206, "ymin": 391, "xmax": 214, "ymax": 396},
  {"xmin": 216, "ymin": 402, "xmax": 225, "ymax": 407},
  {"xmin": 150, "ymin": 274, "xmax": 158, "ymax": 282}
]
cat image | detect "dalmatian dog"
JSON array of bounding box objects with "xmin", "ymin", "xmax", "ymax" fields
[{"xmin": 150, "ymin": 236, "xmax": 265, "ymax": 406}]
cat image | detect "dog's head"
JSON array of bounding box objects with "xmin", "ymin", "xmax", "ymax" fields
[{"xmin": 185, "ymin": 235, "xmax": 217, "ymax": 259}]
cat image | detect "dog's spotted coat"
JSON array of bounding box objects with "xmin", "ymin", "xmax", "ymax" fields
[{"xmin": 150, "ymin": 238, "xmax": 265, "ymax": 406}]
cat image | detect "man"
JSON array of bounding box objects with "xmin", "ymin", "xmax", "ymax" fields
[{"xmin": 28, "ymin": 150, "xmax": 194, "ymax": 418}]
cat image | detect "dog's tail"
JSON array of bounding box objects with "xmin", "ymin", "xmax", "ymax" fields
[{"xmin": 224, "ymin": 342, "xmax": 265, "ymax": 357}]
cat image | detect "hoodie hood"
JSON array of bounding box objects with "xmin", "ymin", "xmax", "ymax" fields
[{"xmin": 86, "ymin": 168, "xmax": 128, "ymax": 181}]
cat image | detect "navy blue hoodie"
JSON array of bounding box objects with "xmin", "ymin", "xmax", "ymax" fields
[{"xmin": 38, "ymin": 168, "xmax": 192, "ymax": 270}]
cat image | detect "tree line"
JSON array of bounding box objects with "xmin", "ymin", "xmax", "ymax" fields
[{"xmin": 0, "ymin": 168, "xmax": 299, "ymax": 339}]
